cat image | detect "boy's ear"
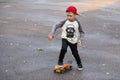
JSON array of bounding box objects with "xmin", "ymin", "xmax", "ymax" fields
[{"xmin": 66, "ymin": 10, "xmax": 68, "ymax": 12}]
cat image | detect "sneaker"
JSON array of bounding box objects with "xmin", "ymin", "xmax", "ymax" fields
[
  {"xmin": 77, "ymin": 64, "xmax": 83, "ymax": 71},
  {"xmin": 58, "ymin": 62, "xmax": 63, "ymax": 66},
  {"xmin": 77, "ymin": 67, "xmax": 83, "ymax": 71},
  {"xmin": 55, "ymin": 65, "xmax": 63, "ymax": 69}
]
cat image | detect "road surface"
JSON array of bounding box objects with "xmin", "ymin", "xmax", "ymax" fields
[{"xmin": 0, "ymin": 0, "xmax": 120, "ymax": 80}]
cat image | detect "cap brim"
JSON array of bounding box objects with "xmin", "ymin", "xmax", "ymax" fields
[{"xmin": 76, "ymin": 13, "xmax": 79, "ymax": 15}]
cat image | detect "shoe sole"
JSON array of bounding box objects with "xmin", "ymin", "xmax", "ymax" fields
[{"xmin": 77, "ymin": 68, "xmax": 83, "ymax": 71}]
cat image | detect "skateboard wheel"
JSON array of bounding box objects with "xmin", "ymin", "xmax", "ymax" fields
[
  {"xmin": 70, "ymin": 66, "xmax": 72, "ymax": 70},
  {"xmin": 66, "ymin": 65, "xmax": 72, "ymax": 69},
  {"xmin": 55, "ymin": 69, "xmax": 61, "ymax": 73}
]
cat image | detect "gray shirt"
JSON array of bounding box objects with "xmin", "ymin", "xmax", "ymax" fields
[{"xmin": 50, "ymin": 18, "xmax": 84, "ymax": 44}]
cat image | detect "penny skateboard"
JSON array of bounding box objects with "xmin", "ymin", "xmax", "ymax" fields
[{"xmin": 54, "ymin": 63, "xmax": 72, "ymax": 73}]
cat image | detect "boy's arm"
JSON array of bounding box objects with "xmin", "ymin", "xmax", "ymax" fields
[
  {"xmin": 77, "ymin": 19, "xmax": 85, "ymax": 41},
  {"xmin": 49, "ymin": 19, "xmax": 67, "ymax": 36}
]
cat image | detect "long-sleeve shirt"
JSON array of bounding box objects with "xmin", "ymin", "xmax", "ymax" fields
[{"xmin": 50, "ymin": 18, "xmax": 84, "ymax": 44}]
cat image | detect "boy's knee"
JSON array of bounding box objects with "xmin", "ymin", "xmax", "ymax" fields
[
  {"xmin": 61, "ymin": 49, "xmax": 67, "ymax": 53},
  {"xmin": 72, "ymin": 49, "xmax": 78, "ymax": 54},
  {"xmin": 61, "ymin": 46, "xmax": 67, "ymax": 50}
]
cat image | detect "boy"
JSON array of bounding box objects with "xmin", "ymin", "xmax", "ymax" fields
[{"xmin": 48, "ymin": 6, "xmax": 84, "ymax": 70}]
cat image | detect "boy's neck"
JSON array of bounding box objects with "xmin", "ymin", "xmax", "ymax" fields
[{"xmin": 68, "ymin": 18, "xmax": 76, "ymax": 22}]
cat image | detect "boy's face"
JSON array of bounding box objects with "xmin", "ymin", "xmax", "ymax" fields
[{"xmin": 66, "ymin": 12, "xmax": 76, "ymax": 21}]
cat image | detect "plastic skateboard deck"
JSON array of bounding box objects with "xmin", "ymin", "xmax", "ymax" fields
[{"xmin": 54, "ymin": 63, "xmax": 72, "ymax": 73}]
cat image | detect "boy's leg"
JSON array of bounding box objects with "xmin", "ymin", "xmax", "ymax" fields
[
  {"xmin": 69, "ymin": 43, "xmax": 82, "ymax": 67},
  {"xmin": 58, "ymin": 39, "xmax": 68, "ymax": 65}
]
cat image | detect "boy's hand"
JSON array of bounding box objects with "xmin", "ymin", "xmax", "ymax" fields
[
  {"xmin": 78, "ymin": 40, "xmax": 83, "ymax": 47},
  {"xmin": 48, "ymin": 35, "xmax": 54, "ymax": 41}
]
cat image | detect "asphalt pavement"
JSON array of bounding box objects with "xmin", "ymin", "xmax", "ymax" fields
[{"xmin": 0, "ymin": 0, "xmax": 120, "ymax": 80}]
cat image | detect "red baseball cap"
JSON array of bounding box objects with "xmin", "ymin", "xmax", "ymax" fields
[{"xmin": 66, "ymin": 6, "xmax": 78, "ymax": 15}]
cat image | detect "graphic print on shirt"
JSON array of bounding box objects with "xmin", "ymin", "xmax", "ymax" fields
[{"xmin": 66, "ymin": 24, "xmax": 76, "ymax": 38}]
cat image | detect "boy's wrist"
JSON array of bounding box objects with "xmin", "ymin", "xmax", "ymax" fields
[
  {"xmin": 78, "ymin": 40, "xmax": 81, "ymax": 43},
  {"xmin": 78, "ymin": 39, "xmax": 82, "ymax": 41}
]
